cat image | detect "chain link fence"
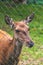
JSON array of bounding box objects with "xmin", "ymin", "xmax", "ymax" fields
[
  {"xmin": 0, "ymin": 0, "xmax": 43, "ymax": 32},
  {"xmin": 27, "ymin": 0, "xmax": 43, "ymax": 4},
  {"xmin": 0, "ymin": 0, "xmax": 43, "ymax": 65}
]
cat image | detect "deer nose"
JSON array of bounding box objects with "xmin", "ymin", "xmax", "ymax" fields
[{"xmin": 27, "ymin": 41, "xmax": 34, "ymax": 48}]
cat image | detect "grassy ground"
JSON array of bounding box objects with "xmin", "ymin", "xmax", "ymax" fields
[{"xmin": 0, "ymin": 2, "xmax": 43, "ymax": 65}]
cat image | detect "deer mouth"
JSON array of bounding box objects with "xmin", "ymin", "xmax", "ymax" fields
[{"xmin": 27, "ymin": 41, "xmax": 34, "ymax": 48}]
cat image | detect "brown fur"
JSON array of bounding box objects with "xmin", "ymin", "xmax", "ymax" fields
[
  {"xmin": 0, "ymin": 22, "xmax": 30, "ymax": 65},
  {"xmin": 0, "ymin": 13, "xmax": 34, "ymax": 65},
  {"xmin": 0, "ymin": 30, "xmax": 13, "ymax": 64}
]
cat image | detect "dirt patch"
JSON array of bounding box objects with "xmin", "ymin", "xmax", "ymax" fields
[{"xmin": 18, "ymin": 58, "xmax": 43, "ymax": 65}]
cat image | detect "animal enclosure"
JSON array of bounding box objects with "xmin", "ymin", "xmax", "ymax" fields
[{"xmin": 0, "ymin": 1, "xmax": 43, "ymax": 65}]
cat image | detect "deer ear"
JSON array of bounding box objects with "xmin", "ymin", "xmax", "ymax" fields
[
  {"xmin": 25, "ymin": 12, "xmax": 34, "ymax": 23},
  {"xmin": 5, "ymin": 15, "xmax": 15, "ymax": 29}
]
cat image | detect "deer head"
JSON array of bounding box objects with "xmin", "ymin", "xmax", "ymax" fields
[{"xmin": 5, "ymin": 13, "xmax": 34, "ymax": 48}]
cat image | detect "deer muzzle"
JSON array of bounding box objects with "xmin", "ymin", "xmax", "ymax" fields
[{"xmin": 27, "ymin": 41, "xmax": 34, "ymax": 48}]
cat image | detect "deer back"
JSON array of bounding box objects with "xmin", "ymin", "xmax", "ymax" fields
[{"xmin": 0, "ymin": 30, "xmax": 13, "ymax": 64}]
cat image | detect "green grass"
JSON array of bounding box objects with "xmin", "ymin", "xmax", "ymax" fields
[{"xmin": 0, "ymin": 2, "xmax": 43, "ymax": 65}]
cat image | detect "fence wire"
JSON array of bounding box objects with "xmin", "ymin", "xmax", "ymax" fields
[
  {"xmin": 0, "ymin": 1, "xmax": 43, "ymax": 65},
  {"xmin": 0, "ymin": 1, "xmax": 29, "ymax": 19},
  {"xmin": 0, "ymin": 1, "xmax": 43, "ymax": 19}
]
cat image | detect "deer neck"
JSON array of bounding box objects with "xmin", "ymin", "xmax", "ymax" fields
[
  {"xmin": 11, "ymin": 37, "xmax": 23, "ymax": 65},
  {"xmin": 6, "ymin": 37, "xmax": 23, "ymax": 65},
  {"xmin": 13, "ymin": 37, "xmax": 23, "ymax": 58}
]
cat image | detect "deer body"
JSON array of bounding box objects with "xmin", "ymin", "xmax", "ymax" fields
[
  {"xmin": 0, "ymin": 13, "xmax": 34, "ymax": 65},
  {"xmin": 0, "ymin": 30, "xmax": 23, "ymax": 65}
]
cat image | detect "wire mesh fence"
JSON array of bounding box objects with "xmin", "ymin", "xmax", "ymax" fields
[{"xmin": 0, "ymin": 1, "xmax": 43, "ymax": 65}]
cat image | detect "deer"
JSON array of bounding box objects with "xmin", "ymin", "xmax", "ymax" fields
[{"xmin": 0, "ymin": 13, "xmax": 34, "ymax": 65}]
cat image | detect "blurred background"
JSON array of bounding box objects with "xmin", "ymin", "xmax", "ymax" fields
[{"xmin": 0, "ymin": 0, "xmax": 43, "ymax": 65}]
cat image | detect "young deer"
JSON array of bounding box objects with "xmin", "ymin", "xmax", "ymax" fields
[{"xmin": 0, "ymin": 13, "xmax": 34, "ymax": 65}]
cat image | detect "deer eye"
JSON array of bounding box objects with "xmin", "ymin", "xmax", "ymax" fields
[{"xmin": 15, "ymin": 30, "xmax": 20, "ymax": 33}]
